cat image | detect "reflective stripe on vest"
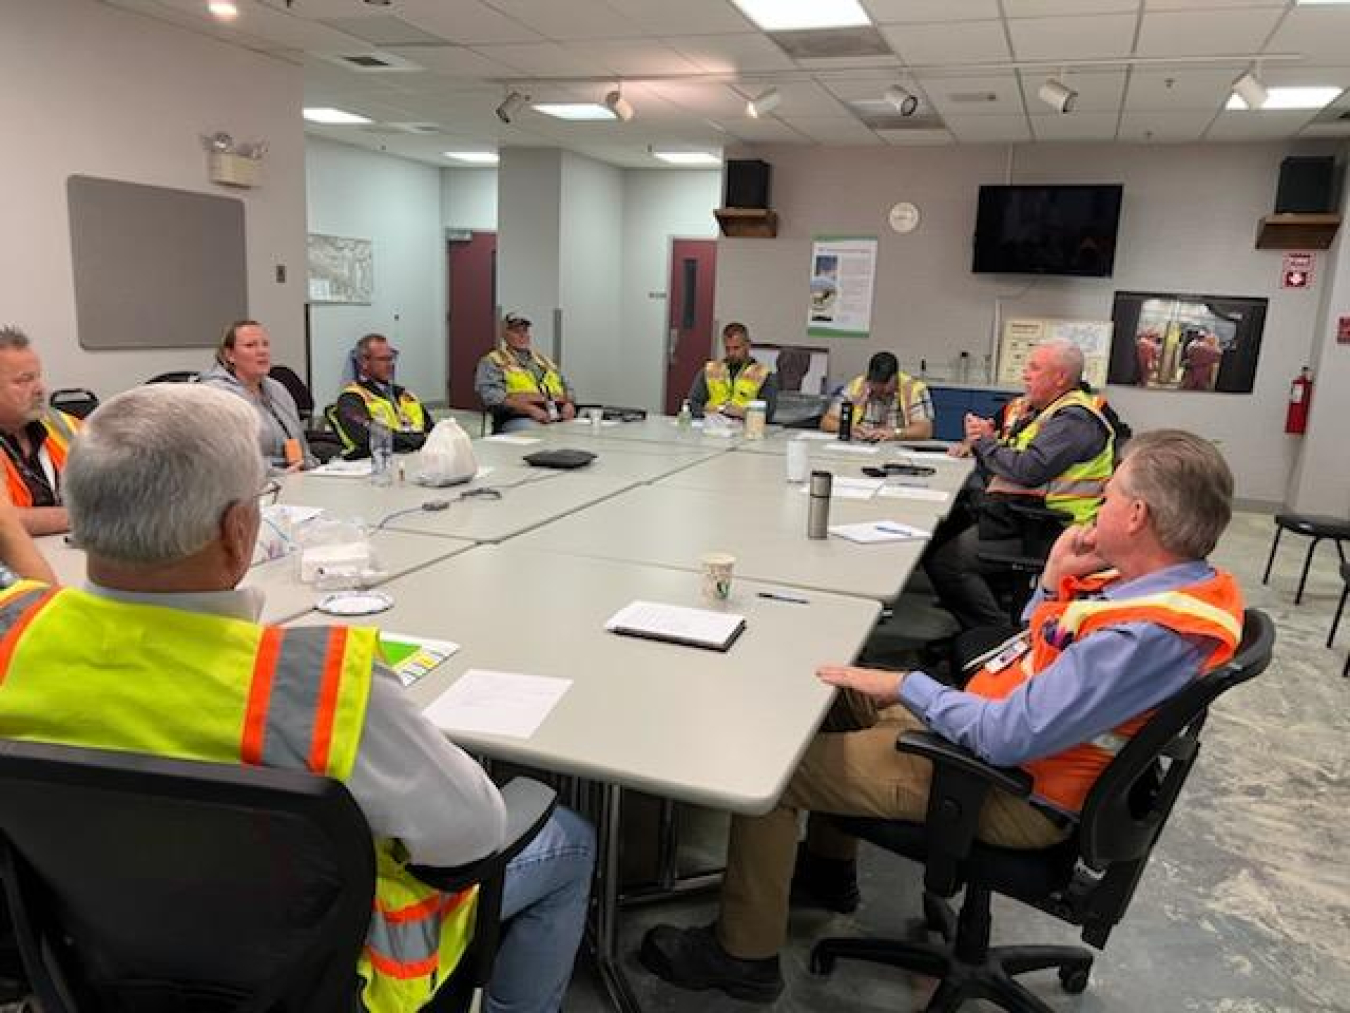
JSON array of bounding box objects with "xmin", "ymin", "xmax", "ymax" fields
[
  {"xmin": 704, "ymin": 360, "xmax": 768, "ymax": 411},
  {"xmin": 337, "ymin": 385, "xmax": 427, "ymax": 451},
  {"xmin": 843, "ymin": 373, "xmax": 922, "ymax": 427},
  {"xmin": 984, "ymin": 389, "xmax": 1114, "ymax": 524},
  {"xmin": 366, "ymin": 887, "xmax": 475, "ymax": 980},
  {"xmin": 0, "ymin": 584, "xmax": 59, "ymax": 684},
  {"xmin": 243, "ymin": 626, "xmax": 352, "ymax": 773},
  {"xmin": 488, "ymin": 349, "xmax": 565, "ymax": 401},
  {"xmin": 2, "ymin": 411, "xmax": 80, "ymax": 508}
]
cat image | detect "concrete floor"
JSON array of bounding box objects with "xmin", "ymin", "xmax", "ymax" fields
[{"xmin": 561, "ymin": 509, "xmax": 1350, "ymax": 1013}]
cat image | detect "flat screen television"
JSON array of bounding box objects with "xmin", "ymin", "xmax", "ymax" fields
[{"xmin": 972, "ymin": 184, "xmax": 1123, "ymax": 277}]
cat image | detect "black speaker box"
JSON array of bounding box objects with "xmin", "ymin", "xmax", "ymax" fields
[
  {"xmin": 1275, "ymin": 155, "xmax": 1337, "ymax": 214},
  {"xmin": 724, "ymin": 159, "xmax": 771, "ymax": 209}
]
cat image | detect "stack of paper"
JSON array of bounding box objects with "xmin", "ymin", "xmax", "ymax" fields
[
  {"xmin": 380, "ymin": 633, "xmax": 461, "ymax": 687},
  {"xmin": 310, "ymin": 459, "xmax": 371, "ymax": 478},
  {"xmin": 828, "ymin": 520, "xmax": 932, "ymax": 544},
  {"xmin": 606, "ymin": 600, "xmax": 747, "ymax": 652}
]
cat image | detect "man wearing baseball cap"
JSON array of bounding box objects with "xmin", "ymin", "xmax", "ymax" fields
[{"xmin": 474, "ymin": 314, "xmax": 576, "ymax": 433}]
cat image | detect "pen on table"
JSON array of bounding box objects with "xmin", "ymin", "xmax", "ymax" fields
[
  {"xmin": 757, "ymin": 591, "xmax": 810, "ymax": 605},
  {"xmin": 874, "ymin": 523, "xmax": 915, "ymax": 535}
]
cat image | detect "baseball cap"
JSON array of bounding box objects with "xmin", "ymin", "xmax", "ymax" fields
[{"xmin": 504, "ymin": 313, "xmax": 532, "ymax": 330}]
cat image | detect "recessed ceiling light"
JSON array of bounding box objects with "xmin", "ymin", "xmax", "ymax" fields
[
  {"xmin": 730, "ymin": 0, "xmax": 870, "ymax": 31},
  {"xmin": 532, "ymin": 103, "xmax": 616, "ymax": 121},
  {"xmin": 444, "ymin": 151, "xmax": 500, "ymax": 165},
  {"xmin": 1225, "ymin": 86, "xmax": 1343, "ymax": 111},
  {"xmin": 303, "ymin": 107, "xmax": 372, "ymax": 125},
  {"xmin": 652, "ymin": 151, "xmax": 722, "ymax": 166},
  {"xmin": 207, "ymin": 0, "xmax": 238, "ymax": 19}
]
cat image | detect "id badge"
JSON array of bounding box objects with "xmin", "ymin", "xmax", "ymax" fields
[{"xmin": 984, "ymin": 636, "xmax": 1030, "ymax": 673}]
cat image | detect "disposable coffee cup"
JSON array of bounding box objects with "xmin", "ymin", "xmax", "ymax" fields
[
  {"xmin": 700, "ymin": 551, "xmax": 736, "ymax": 602},
  {"xmin": 786, "ymin": 438, "xmax": 809, "ymax": 483}
]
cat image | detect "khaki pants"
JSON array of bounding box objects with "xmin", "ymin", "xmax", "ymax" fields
[{"xmin": 718, "ymin": 694, "xmax": 1068, "ymax": 958}]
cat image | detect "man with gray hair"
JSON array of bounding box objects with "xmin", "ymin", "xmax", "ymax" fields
[
  {"xmin": 0, "ymin": 383, "xmax": 594, "ymax": 1013},
  {"xmin": 0, "ymin": 326, "xmax": 82, "ymax": 535},
  {"xmin": 924, "ymin": 338, "xmax": 1116, "ymax": 630},
  {"xmin": 642, "ymin": 430, "xmax": 1244, "ymax": 1002}
]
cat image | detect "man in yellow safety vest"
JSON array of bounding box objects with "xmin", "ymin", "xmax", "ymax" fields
[
  {"xmin": 333, "ymin": 333, "xmax": 433, "ymax": 457},
  {"xmin": 687, "ymin": 323, "xmax": 778, "ymax": 421},
  {"xmin": 0, "ymin": 383, "xmax": 594, "ymax": 1013},
  {"xmin": 474, "ymin": 314, "xmax": 576, "ymax": 433}
]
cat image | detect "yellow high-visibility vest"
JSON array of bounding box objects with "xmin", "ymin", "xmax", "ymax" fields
[
  {"xmin": 336, "ymin": 383, "xmax": 428, "ymax": 451},
  {"xmin": 842, "ymin": 372, "xmax": 927, "ymax": 429},
  {"xmin": 487, "ymin": 348, "xmax": 566, "ymax": 401},
  {"xmin": 703, "ymin": 360, "xmax": 768, "ymax": 412}
]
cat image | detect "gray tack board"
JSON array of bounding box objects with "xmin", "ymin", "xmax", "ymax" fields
[{"xmin": 67, "ymin": 175, "xmax": 248, "ymax": 349}]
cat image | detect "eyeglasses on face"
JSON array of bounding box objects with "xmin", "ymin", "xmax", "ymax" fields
[{"xmin": 257, "ymin": 479, "xmax": 281, "ymax": 506}]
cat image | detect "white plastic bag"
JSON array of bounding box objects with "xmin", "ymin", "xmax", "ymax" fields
[{"xmin": 415, "ymin": 418, "xmax": 478, "ymax": 487}]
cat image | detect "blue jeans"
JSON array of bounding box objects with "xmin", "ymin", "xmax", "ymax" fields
[
  {"xmin": 484, "ymin": 807, "xmax": 595, "ymax": 1013},
  {"xmin": 499, "ymin": 416, "xmax": 542, "ymax": 434}
]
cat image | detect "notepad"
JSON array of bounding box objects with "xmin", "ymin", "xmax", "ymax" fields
[
  {"xmin": 310, "ymin": 459, "xmax": 371, "ymax": 477},
  {"xmin": 605, "ymin": 600, "xmax": 747, "ymax": 652},
  {"xmin": 877, "ymin": 485, "xmax": 950, "ymax": 503},
  {"xmin": 423, "ymin": 669, "xmax": 571, "ymax": 739},
  {"xmin": 828, "ymin": 520, "xmax": 932, "ymax": 544},
  {"xmin": 380, "ymin": 633, "xmax": 461, "ymax": 687}
]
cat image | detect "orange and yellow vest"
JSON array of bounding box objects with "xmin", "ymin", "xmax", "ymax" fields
[
  {"xmin": 0, "ymin": 583, "xmax": 475, "ymax": 1013},
  {"xmin": 703, "ymin": 360, "xmax": 769, "ymax": 413},
  {"xmin": 966, "ymin": 568, "xmax": 1244, "ymax": 813},
  {"xmin": 487, "ymin": 348, "xmax": 566, "ymax": 402},
  {"xmin": 842, "ymin": 372, "xmax": 928, "ymax": 429},
  {"xmin": 2, "ymin": 410, "xmax": 81, "ymax": 507},
  {"xmin": 337, "ymin": 383, "xmax": 429, "ymax": 451},
  {"xmin": 985, "ymin": 389, "xmax": 1114, "ymax": 524}
]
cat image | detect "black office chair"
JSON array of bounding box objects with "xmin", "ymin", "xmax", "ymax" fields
[
  {"xmin": 811, "ymin": 609, "xmax": 1276, "ymax": 1013},
  {"xmin": 976, "ymin": 501, "xmax": 1073, "ymax": 623},
  {"xmin": 1262, "ymin": 512, "xmax": 1350, "ymax": 605},
  {"xmin": 267, "ymin": 366, "xmax": 343, "ymax": 463},
  {"xmin": 48, "ymin": 389, "xmax": 99, "ymax": 420},
  {"xmin": 1328, "ymin": 561, "xmax": 1350, "ymax": 677},
  {"xmin": 146, "ymin": 370, "xmax": 200, "ymax": 384},
  {"xmin": 0, "ymin": 739, "xmax": 555, "ymax": 1013}
]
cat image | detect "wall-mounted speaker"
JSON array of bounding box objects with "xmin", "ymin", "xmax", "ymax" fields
[
  {"xmin": 1275, "ymin": 155, "xmax": 1337, "ymax": 214},
  {"xmin": 724, "ymin": 159, "xmax": 771, "ymax": 209}
]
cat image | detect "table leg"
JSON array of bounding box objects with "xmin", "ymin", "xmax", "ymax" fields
[{"xmin": 592, "ymin": 782, "xmax": 642, "ymax": 1013}]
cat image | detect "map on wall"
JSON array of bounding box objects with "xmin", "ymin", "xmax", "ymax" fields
[
  {"xmin": 308, "ymin": 233, "xmax": 373, "ymax": 304},
  {"xmin": 998, "ymin": 317, "xmax": 1112, "ymax": 389}
]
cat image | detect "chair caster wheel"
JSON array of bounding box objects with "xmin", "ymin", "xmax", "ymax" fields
[{"xmin": 1059, "ymin": 964, "xmax": 1090, "ymax": 994}]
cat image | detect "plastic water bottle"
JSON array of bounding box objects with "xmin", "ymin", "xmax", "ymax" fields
[
  {"xmin": 677, "ymin": 400, "xmax": 693, "ymax": 430},
  {"xmin": 369, "ymin": 418, "xmax": 393, "ymax": 487}
]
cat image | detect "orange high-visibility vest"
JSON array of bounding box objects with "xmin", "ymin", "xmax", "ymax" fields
[{"xmin": 2, "ymin": 410, "xmax": 81, "ymax": 507}]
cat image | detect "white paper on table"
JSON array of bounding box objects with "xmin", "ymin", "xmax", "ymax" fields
[
  {"xmin": 605, "ymin": 600, "xmax": 746, "ymax": 650},
  {"xmin": 828, "ymin": 520, "xmax": 932, "ymax": 544},
  {"xmin": 423, "ymin": 669, "xmax": 571, "ymax": 739},
  {"xmin": 311, "ymin": 459, "xmax": 371, "ymax": 478},
  {"xmin": 484, "ymin": 434, "xmax": 541, "ymax": 445},
  {"xmin": 826, "ymin": 444, "xmax": 881, "ymax": 456},
  {"xmin": 568, "ymin": 418, "xmax": 620, "ymax": 427},
  {"xmin": 799, "ymin": 477, "xmax": 882, "ymax": 501},
  {"xmin": 475, "ymin": 466, "xmax": 495, "ymax": 479},
  {"xmin": 877, "ymin": 485, "xmax": 950, "ymax": 503},
  {"xmin": 793, "ymin": 432, "xmax": 838, "ymax": 442}
]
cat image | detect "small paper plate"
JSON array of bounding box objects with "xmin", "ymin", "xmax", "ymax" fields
[{"xmin": 316, "ymin": 590, "xmax": 394, "ymax": 616}]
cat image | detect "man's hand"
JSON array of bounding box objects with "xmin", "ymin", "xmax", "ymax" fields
[
  {"xmin": 719, "ymin": 404, "xmax": 746, "ymax": 419},
  {"xmin": 1042, "ymin": 523, "xmax": 1109, "ymax": 591},
  {"xmin": 560, "ymin": 402, "xmax": 577, "ymax": 421},
  {"xmin": 963, "ymin": 413, "xmax": 995, "ymax": 443},
  {"xmin": 947, "ymin": 441, "xmax": 973, "ymax": 458},
  {"xmin": 817, "ymin": 665, "xmax": 906, "ymax": 702},
  {"xmin": 528, "ymin": 405, "xmax": 551, "ymax": 423}
]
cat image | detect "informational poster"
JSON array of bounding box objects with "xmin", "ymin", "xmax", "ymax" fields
[
  {"xmin": 997, "ymin": 318, "xmax": 1111, "ymax": 389},
  {"xmin": 807, "ymin": 236, "xmax": 878, "ymax": 338}
]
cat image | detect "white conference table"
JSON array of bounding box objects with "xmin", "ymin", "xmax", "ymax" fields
[
  {"xmin": 514, "ymin": 483, "xmax": 932, "ymax": 603},
  {"xmin": 521, "ymin": 415, "xmax": 753, "ymax": 450},
  {"xmin": 37, "ymin": 529, "xmax": 473, "ymax": 624},
  {"xmin": 279, "ymin": 465, "xmax": 636, "ymax": 543},
  {"xmin": 469, "ymin": 436, "xmax": 729, "ymax": 483}
]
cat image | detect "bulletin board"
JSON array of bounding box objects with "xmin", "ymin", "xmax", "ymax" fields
[{"xmin": 997, "ymin": 317, "xmax": 1112, "ymax": 389}]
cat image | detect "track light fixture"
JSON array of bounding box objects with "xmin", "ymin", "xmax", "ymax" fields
[
  {"xmin": 1038, "ymin": 77, "xmax": 1078, "ymax": 114},
  {"xmin": 747, "ymin": 87, "xmax": 781, "ymax": 119},
  {"xmin": 1230, "ymin": 70, "xmax": 1268, "ymax": 110},
  {"xmin": 495, "ymin": 91, "xmax": 528, "ymax": 124},
  {"xmin": 604, "ymin": 88, "xmax": 635, "ymax": 122},
  {"xmin": 883, "ymin": 84, "xmax": 919, "ymax": 117}
]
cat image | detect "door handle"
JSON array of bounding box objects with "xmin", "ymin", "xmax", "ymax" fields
[{"xmin": 668, "ymin": 327, "xmax": 680, "ymax": 367}]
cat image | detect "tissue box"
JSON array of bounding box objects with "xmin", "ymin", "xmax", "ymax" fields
[{"xmin": 299, "ymin": 542, "xmax": 373, "ymax": 583}]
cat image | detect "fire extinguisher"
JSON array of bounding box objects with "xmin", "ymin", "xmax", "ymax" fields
[{"xmin": 1286, "ymin": 366, "xmax": 1313, "ymax": 435}]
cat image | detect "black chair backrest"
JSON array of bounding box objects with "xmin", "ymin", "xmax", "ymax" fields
[
  {"xmin": 48, "ymin": 389, "xmax": 99, "ymax": 420},
  {"xmin": 0, "ymin": 739, "xmax": 374, "ymax": 1013},
  {"xmin": 269, "ymin": 366, "xmax": 314, "ymax": 416},
  {"xmin": 146, "ymin": 370, "xmax": 200, "ymax": 384}
]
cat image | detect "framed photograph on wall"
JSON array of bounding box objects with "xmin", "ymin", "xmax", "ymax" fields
[{"xmin": 1107, "ymin": 291, "xmax": 1267, "ymax": 394}]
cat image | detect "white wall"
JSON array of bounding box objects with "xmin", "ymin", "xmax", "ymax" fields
[
  {"xmin": 0, "ymin": 0, "xmax": 307, "ymax": 392},
  {"xmin": 497, "ymin": 149, "xmax": 563, "ymax": 359},
  {"xmin": 714, "ymin": 142, "xmax": 1341, "ymax": 506},
  {"xmin": 305, "ymin": 138, "xmax": 446, "ymax": 407},
  {"xmin": 559, "ymin": 153, "xmax": 625, "ymax": 402},
  {"xmin": 621, "ymin": 171, "xmax": 722, "ymax": 410},
  {"xmin": 442, "ymin": 169, "xmax": 498, "ymax": 231}
]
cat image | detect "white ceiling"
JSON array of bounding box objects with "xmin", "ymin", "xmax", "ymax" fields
[{"xmin": 102, "ymin": 0, "xmax": 1350, "ymax": 168}]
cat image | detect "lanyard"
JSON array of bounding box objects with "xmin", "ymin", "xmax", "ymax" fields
[{"xmin": 0, "ymin": 430, "xmax": 59, "ymax": 505}]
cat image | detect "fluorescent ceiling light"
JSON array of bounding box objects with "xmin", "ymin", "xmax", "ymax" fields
[
  {"xmin": 730, "ymin": 0, "xmax": 870, "ymax": 31},
  {"xmin": 302, "ymin": 107, "xmax": 371, "ymax": 125},
  {"xmin": 652, "ymin": 151, "xmax": 721, "ymax": 165},
  {"xmin": 1225, "ymin": 86, "xmax": 1342, "ymax": 110},
  {"xmin": 747, "ymin": 87, "xmax": 781, "ymax": 118},
  {"xmin": 533, "ymin": 103, "xmax": 616, "ymax": 121},
  {"xmin": 443, "ymin": 151, "xmax": 499, "ymax": 165},
  {"xmin": 207, "ymin": 0, "xmax": 238, "ymax": 19}
]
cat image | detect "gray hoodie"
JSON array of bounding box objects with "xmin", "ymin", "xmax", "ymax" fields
[{"xmin": 198, "ymin": 364, "xmax": 317, "ymax": 470}]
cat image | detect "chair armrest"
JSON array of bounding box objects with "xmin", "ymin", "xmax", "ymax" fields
[
  {"xmin": 896, "ymin": 731, "xmax": 1033, "ymax": 896},
  {"xmin": 1004, "ymin": 502, "xmax": 1073, "ymax": 525}
]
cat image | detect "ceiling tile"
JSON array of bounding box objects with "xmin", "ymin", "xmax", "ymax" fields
[
  {"xmin": 1136, "ymin": 9, "xmax": 1283, "ymax": 57},
  {"xmin": 1117, "ymin": 110, "xmax": 1216, "ymax": 141},
  {"xmin": 661, "ymin": 33, "xmax": 797, "ymax": 73},
  {"xmin": 942, "ymin": 114, "xmax": 1033, "ymax": 143},
  {"xmin": 394, "ymin": 0, "xmax": 542, "ymax": 46},
  {"xmin": 922, "ymin": 73, "xmax": 1024, "ymax": 116},
  {"xmin": 485, "ymin": 0, "xmax": 643, "ymax": 41},
  {"xmin": 640, "ymin": 81, "xmax": 751, "ymax": 118},
  {"xmin": 1125, "ymin": 68, "xmax": 1242, "ymax": 111},
  {"xmin": 1004, "ymin": 0, "xmax": 1139, "ymax": 14},
  {"xmin": 469, "ymin": 42, "xmax": 599, "ymax": 76},
  {"xmin": 377, "ymin": 45, "xmax": 514, "ymax": 78},
  {"xmin": 1301, "ymin": 122, "xmax": 1350, "ymax": 139},
  {"xmin": 863, "ymin": 0, "xmax": 1002, "ymax": 23},
  {"xmin": 602, "ymin": 0, "xmax": 756, "ymax": 35},
  {"xmin": 724, "ymin": 118, "xmax": 813, "ymax": 142},
  {"xmin": 881, "ymin": 21, "xmax": 1011, "ymax": 65},
  {"xmin": 783, "ymin": 117, "xmax": 884, "ymax": 144},
  {"xmin": 1008, "ymin": 14, "xmax": 1139, "ymax": 61},
  {"xmin": 1204, "ymin": 110, "xmax": 1319, "ymax": 141},
  {"xmin": 875, "ymin": 128, "xmax": 955, "ymax": 145},
  {"xmin": 1020, "ymin": 70, "xmax": 1125, "ymax": 113},
  {"xmin": 1267, "ymin": 8, "xmax": 1350, "ymax": 65},
  {"xmin": 1145, "ymin": 0, "xmax": 1286, "ymax": 9},
  {"xmin": 560, "ymin": 38, "xmax": 704, "ymax": 76},
  {"xmin": 1029, "ymin": 112, "xmax": 1121, "ymax": 141},
  {"xmin": 755, "ymin": 80, "xmax": 852, "ymax": 117}
]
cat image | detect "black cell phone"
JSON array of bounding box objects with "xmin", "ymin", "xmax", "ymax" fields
[
  {"xmin": 887, "ymin": 463, "xmax": 936, "ymax": 477},
  {"xmin": 861, "ymin": 466, "xmax": 887, "ymax": 478}
]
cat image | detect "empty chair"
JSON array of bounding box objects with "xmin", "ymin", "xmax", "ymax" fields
[
  {"xmin": 1329, "ymin": 561, "xmax": 1350, "ymax": 677},
  {"xmin": 47, "ymin": 389, "xmax": 98, "ymax": 420},
  {"xmin": 145, "ymin": 370, "xmax": 199, "ymax": 384},
  {"xmin": 1262, "ymin": 511, "xmax": 1350, "ymax": 605}
]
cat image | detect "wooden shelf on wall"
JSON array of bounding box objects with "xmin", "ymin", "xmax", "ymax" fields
[
  {"xmin": 715, "ymin": 207, "xmax": 778, "ymax": 238},
  {"xmin": 1255, "ymin": 213, "xmax": 1341, "ymax": 250}
]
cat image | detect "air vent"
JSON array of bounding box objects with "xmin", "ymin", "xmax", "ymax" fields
[
  {"xmin": 315, "ymin": 50, "xmax": 424, "ymax": 73},
  {"xmin": 768, "ymin": 26, "xmax": 892, "ymax": 60},
  {"xmin": 320, "ymin": 16, "xmax": 448, "ymax": 47},
  {"xmin": 857, "ymin": 113, "xmax": 946, "ymax": 131}
]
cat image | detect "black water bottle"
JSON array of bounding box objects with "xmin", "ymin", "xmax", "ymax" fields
[{"xmin": 838, "ymin": 399, "xmax": 854, "ymax": 442}]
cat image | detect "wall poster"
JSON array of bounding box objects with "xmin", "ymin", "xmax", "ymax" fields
[
  {"xmin": 998, "ymin": 318, "xmax": 1112, "ymax": 389},
  {"xmin": 308, "ymin": 233, "xmax": 374, "ymax": 304},
  {"xmin": 807, "ymin": 236, "xmax": 877, "ymax": 338},
  {"xmin": 1107, "ymin": 291, "xmax": 1267, "ymax": 394}
]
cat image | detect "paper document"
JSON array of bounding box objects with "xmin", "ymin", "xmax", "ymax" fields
[
  {"xmin": 311, "ymin": 459, "xmax": 371, "ymax": 478},
  {"xmin": 423, "ymin": 669, "xmax": 571, "ymax": 739},
  {"xmin": 379, "ymin": 633, "xmax": 461, "ymax": 687},
  {"xmin": 878, "ymin": 486, "xmax": 950, "ymax": 503},
  {"xmin": 826, "ymin": 444, "xmax": 881, "ymax": 456},
  {"xmin": 606, "ymin": 600, "xmax": 746, "ymax": 652},
  {"xmin": 829, "ymin": 520, "xmax": 932, "ymax": 544},
  {"xmin": 484, "ymin": 434, "xmax": 541, "ymax": 445},
  {"xmin": 793, "ymin": 432, "xmax": 838, "ymax": 442},
  {"xmin": 569, "ymin": 418, "xmax": 620, "ymax": 427},
  {"xmin": 799, "ymin": 477, "xmax": 882, "ymax": 501}
]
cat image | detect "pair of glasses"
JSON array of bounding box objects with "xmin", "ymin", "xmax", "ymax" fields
[
  {"xmin": 367, "ymin": 353, "xmax": 398, "ymax": 364},
  {"xmin": 257, "ymin": 479, "xmax": 281, "ymax": 506}
]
